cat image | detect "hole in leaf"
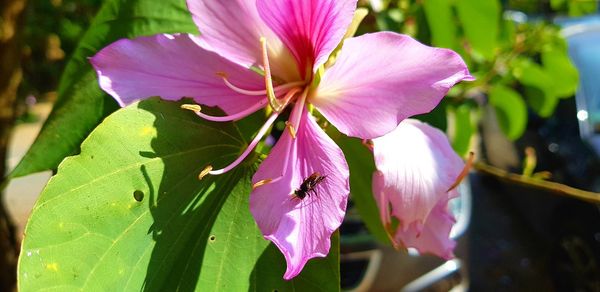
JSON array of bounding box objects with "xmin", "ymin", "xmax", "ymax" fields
[
  {"xmin": 133, "ymin": 190, "xmax": 144, "ymax": 202},
  {"xmin": 209, "ymin": 235, "xmax": 216, "ymax": 242}
]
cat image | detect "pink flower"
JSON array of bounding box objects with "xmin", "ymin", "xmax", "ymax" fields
[
  {"xmin": 91, "ymin": 0, "xmax": 472, "ymax": 279},
  {"xmin": 371, "ymin": 119, "xmax": 468, "ymax": 259}
]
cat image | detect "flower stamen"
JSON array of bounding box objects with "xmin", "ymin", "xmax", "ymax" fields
[
  {"xmin": 252, "ymin": 179, "xmax": 273, "ymax": 190},
  {"xmin": 182, "ymin": 99, "xmax": 268, "ymax": 122},
  {"xmin": 447, "ymin": 151, "xmax": 475, "ymax": 192},
  {"xmin": 198, "ymin": 165, "xmax": 213, "ymax": 180},
  {"xmin": 181, "ymin": 104, "xmax": 202, "ymax": 112},
  {"xmin": 260, "ymin": 37, "xmax": 283, "ymax": 113},
  {"xmin": 217, "ymin": 71, "xmax": 305, "ymax": 96},
  {"xmin": 198, "ymin": 112, "xmax": 280, "ymax": 179},
  {"xmin": 285, "ymin": 121, "xmax": 297, "ymax": 139}
]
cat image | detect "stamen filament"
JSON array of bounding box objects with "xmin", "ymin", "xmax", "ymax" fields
[
  {"xmin": 289, "ymin": 88, "xmax": 309, "ymax": 138},
  {"xmin": 274, "ymin": 87, "xmax": 302, "ymax": 113},
  {"xmin": 203, "ymin": 112, "xmax": 280, "ymax": 177},
  {"xmin": 184, "ymin": 99, "xmax": 268, "ymax": 122},
  {"xmin": 447, "ymin": 152, "xmax": 475, "ymax": 192},
  {"xmin": 219, "ymin": 73, "xmax": 304, "ymax": 96},
  {"xmin": 260, "ymin": 37, "xmax": 283, "ymax": 112},
  {"xmin": 252, "ymin": 95, "xmax": 308, "ymax": 189}
]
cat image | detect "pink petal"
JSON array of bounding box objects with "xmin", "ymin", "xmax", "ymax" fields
[
  {"xmin": 394, "ymin": 191, "xmax": 457, "ymax": 259},
  {"xmin": 313, "ymin": 32, "xmax": 473, "ymax": 139},
  {"xmin": 90, "ymin": 33, "xmax": 264, "ymax": 114},
  {"xmin": 187, "ymin": 0, "xmax": 298, "ymax": 81},
  {"xmin": 250, "ymin": 104, "xmax": 349, "ymax": 280},
  {"xmin": 256, "ymin": 0, "xmax": 357, "ymax": 75},
  {"xmin": 371, "ymin": 119, "xmax": 463, "ymax": 254}
]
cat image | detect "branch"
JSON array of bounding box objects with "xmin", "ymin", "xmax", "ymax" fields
[{"xmin": 473, "ymin": 162, "xmax": 600, "ymax": 204}]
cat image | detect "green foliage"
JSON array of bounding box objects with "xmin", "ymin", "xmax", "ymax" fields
[
  {"xmin": 333, "ymin": 134, "xmax": 390, "ymax": 244},
  {"xmin": 21, "ymin": 0, "xmax": 102, "ymax": 96},
  {"xmin": 456, "ymin": 0, "xmax": 500, "ymax": 60},
  {"xmin": 364, "ymin": 0, "xmax": 580, "ymax": 143},
  {"xmin": 423, "ymin": 0, "xmax": 458, "ymax": 49},
  {"xmin": 11, "ymin": 0, "xmax": 198, "ymax": 178},
  {"xmin": 18, "ymin": 99, "xmax": 340, "ymax": 291},
  {"xmin": 448, "ymin": 103, "xmax": 475, "ymax": 157},
  {"xmin": 550, "ymin": 0, "xmax": 598, "ymax": 16},
  {"xmin": 489, "ymin": 85, "xmax": 527, "ymax": 140}
]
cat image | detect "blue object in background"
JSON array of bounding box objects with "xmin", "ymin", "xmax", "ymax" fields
[{"xmin": 557, "ymin": 15, "xmax": 600, "ymax": 155}]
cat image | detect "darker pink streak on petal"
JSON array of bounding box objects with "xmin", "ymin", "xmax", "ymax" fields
[
  {"xmin": 314, "ymin": 32, "xmax": 474, "ymax": 139},
  {"xmin": 187, "ymin": 0, "xmax": 273, "ymax": 69},
  {"xmin": 250, "ymin": 106, "xmax": 349, "ymax": 280},
  {"xmin": 371, "ymin": 119, "xmax": 463, "ymax": 259},
  {"xmin": 394, "ymin": 191, "xmax": 457, "ymax": 259},
  {"xmin": 90, "ymin": 33, "xmax": 264, "ymax": 114},
  {"xmin": 257, "ymin": 0, "xmax": 357, "ymax": 75}
]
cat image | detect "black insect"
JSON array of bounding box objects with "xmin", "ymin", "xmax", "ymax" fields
[{"xmin": 293, "ymin": 172, "xmax": 327, "ymax": 200}]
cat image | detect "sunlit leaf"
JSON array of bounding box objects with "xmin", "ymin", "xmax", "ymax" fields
[
  {"xmin": 542, "ymin": 47, "xmax": 579, "ymax": 98},
  {"xmin": 423, "ymin": 0, "xmax": 458, "ymax": 49},
  {"xmin": 511, "ymin": 55, "xmax": 575, "ymax": 117},
  {"xmin": 456, "ymin": 0, "xmax": 500, "ymax": 60},
  {"xmin": 18, "ymin": 99, "xmax": 340, "ymax": 291}
]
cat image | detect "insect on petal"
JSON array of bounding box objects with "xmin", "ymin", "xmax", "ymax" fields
[{"xmin": 250, "ymin": 104, "xmax": 349, "ymax": 280}]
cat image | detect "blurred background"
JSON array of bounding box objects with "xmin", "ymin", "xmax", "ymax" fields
[{"xmin": 1, "ymin": 0, "xmax": 599, "ymax": 291}]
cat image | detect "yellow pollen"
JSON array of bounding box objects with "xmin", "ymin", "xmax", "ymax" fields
[
  {"xmin": 216, "ymin": 71, "xmax": 228, "ymax": 78},
  {"xmin": 285, "ymin": 121, "xmax": 297, "ymax": 139},
  {"xmin": 198, "ymin": 165, "xmax": 213, "ymax": 180},
  {"xmin": 252, "ymin": 179, "xmax": 273, "ymax": 190},
  {"xmin": 181, "ymin": 104, "xmax": 202, "ymax": 112}
]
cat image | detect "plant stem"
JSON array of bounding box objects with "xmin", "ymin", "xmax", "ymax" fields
[{"xmin": 474, "ymin": 162, "xmax": 600, "ymax": 204}]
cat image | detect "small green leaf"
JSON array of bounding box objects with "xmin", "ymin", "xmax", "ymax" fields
[
  {"xmin": 524, "ymin": 86, "xmax": 560, "ymax": 118},
  {"xmin": 11, "ymin": 0, "xmax": 198, "ymax": 178},
  {"xmin": 18, "ymin": 99, "xmax": 340, "ymax": 291},
  {"xmin": 423, "ymin": 0, "xmax": 458, "ymax": 49},
  {"xmin": 456, "ymin": 0, "xmax": 500, "ymax": 60},
  {"xmin": 510, "ymin": 57, "xmax": 571, "ymax": 117},
  {"xmin": 448, "ymin": 103, "xmax": 474, "ymax": 156},
  {"xmin": 489, "ymin": 85, "xmax": 528, "ymax": 140},
  {"xmin": 542, "ymin": 47, "xmax": 579, "ymax": 98}
]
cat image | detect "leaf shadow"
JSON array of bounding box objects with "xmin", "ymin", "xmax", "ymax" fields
[{"xmin": 136, "ymin": 99, "xmax": 240, "ymax": 291}]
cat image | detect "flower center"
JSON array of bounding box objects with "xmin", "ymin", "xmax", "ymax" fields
[{"xmin": 181, "ymin": 38, "xmax": 315, "ymax": 181}]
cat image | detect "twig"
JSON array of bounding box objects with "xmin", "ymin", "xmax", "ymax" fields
[{"xmin": 473, "ymin": 162, "xmax": 600, "ymax": 204}]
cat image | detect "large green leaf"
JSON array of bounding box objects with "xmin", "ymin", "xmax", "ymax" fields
[
  {"xmin": 18, "ymin": 99, "xmax": 340, "ymax": 291},
  {"xmin": 489, "ymin": 85, "xmax": 527, "ymax": 140},
  {"xmin": 456, "ymin": 0, "xmax": 500, "ymax": 60},
  {"xmin": 11, "ymin": 0, "xmax": 198, "ymax": 178}
]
